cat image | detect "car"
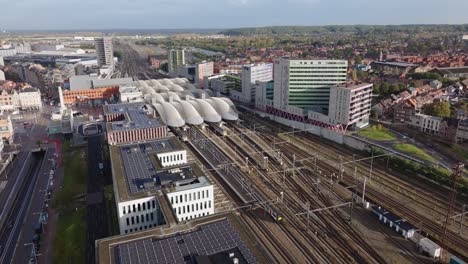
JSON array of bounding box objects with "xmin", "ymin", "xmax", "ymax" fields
[{"xmin": 7, "ymin": 220, "xmax": 13, "ymax": 229}]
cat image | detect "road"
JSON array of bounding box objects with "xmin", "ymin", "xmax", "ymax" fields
[
  {"xmin": 11, "ymin": 149, "xmax": 55, "ymax": 264},
  {"xmin": 0, "ymin": 151, "xmax": 44, "ymax": 264},
  {"xmin": 85, "ymin": 135, "xmax": 109, "ymax": 264}
]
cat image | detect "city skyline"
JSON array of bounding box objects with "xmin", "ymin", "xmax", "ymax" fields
[{"xmin": 0, "ymin": 0, "xmax": 467, "ymax": 30}]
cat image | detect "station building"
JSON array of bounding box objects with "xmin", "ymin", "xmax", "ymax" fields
[{"xmin": 103, "ymin": 102, "xmax": 167, "ymax": 145}]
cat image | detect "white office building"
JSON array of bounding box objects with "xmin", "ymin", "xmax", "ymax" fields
[
  {"xmin": 273, "ymin": 59, "xmax": 348, "ymax": 113},
  {"xmin": 166, "ymin": 177, "xmax": 214, "ymax": 222},
  {"xmin": 111, "ymin": 136, "xmax": 215, "ymax": 235},
  {"xmin": 241, "ymin": 63, "xmax": 273, "ymax": 103},
  {"xmin": 95, "ymin": 37, "xmax": 114, "ymax": 67}
]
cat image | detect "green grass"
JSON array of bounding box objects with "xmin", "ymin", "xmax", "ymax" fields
[
  {"xmin": 450, "ymin": 144, "xmax": 468, "ymax": 161},
  {"xmin": 52, "ymin": 142, "xmax": 87, "ymax": 263},
  {"xmin": 358, "ymin": 125, "xmax": 397, "ymax": 141},
  {"xmin": 104, "ymin": 185, "xmax": 120, "ymax": 236},
  {"xmin": 393, "ymin": 143, "xmax": 435, "ymax": 162},
  {"xmin": 52, "ymin": 209, "xmax": 86, "ymax": 264}
]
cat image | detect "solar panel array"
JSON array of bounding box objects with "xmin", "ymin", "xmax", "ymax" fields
[
  {"xmin": 121, "ymin": 146, "xmax": 157, "ymax": 194},
  {"xmin": 114, "ymin": 219, "xmax": 257, "ymax": 264},
  {"xmin": 111, "ymin": 111, "xmax": 161, "ymax": 131},
  {"xmin": 104, "ymin": 102, "xmax": 146, "ymax": 115},
  {"xmin": 120, "ymin": 139, "xmax": 179, "ymax": 194}
]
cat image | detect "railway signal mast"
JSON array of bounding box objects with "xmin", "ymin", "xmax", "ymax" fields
[{"xmin": 441, "ymin": 162, "xmax": 464, "ymax": 259}]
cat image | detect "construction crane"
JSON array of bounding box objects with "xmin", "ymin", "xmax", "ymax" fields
[{"xmin": 441, "ymin": 162, "xmax": 464, "ymax": 260}]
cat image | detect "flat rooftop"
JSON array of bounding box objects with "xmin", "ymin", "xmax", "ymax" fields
[
  {"xmin": 104, "ymin": 103, "xmax": 166, "ymax": 133},
  {"xmin": 332, "ymin": 82, "xmax": 372, "ymax": 89},
  {"xmin": 96, "ymin": 213, "xmax": 262, "ymax": 264},
  {"xmin": 373, "ymin": 61, "xmax": 418, "ymax": 67},
  {"xmin": 110, "ymin": 138, "xmax": 203, "ymax": 202}
]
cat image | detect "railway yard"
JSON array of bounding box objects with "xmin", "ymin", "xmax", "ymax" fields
[{"xmin": 172, "ymin": 110, "xmax": 468, "ymax": 264}]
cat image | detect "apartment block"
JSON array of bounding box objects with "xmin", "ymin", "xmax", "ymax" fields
[
  {"xmin": 95, "ymin": 37, "xmax": 114, "ymax": 67},
  {"xmin": 328, "ymin": 82, "xmax": 372, "ymax": 129},
  {"xmin": 168, "ymin": 49, "xmax": 186, "ymax": 74}
]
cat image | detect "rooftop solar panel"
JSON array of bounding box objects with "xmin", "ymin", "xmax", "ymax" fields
[{"xmin": 114, "ymin": 219, "xmax": 256, "ymax": 264}]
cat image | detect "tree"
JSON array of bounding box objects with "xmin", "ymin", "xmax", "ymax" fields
[
  {"xmin": 373, "ymin": 84, "xmax": 381, "ymax": 95},
  {"xmin": 389, "ymin": 84, "xmax": 399, "ymax": 94},
  {"xmin": 352, "ymin": 69, "xmax": 358, "ymax": 81},
  {"xmin": 425, "ymin": 101, "xmax": 451, "ymax": 118},
  {"xmin": 355, "ymin": 56, "xmax": 363, "ymax": 64},
  {"xmin": 381, "ymin": 83, "xmax": 389, "ymax": 95}
]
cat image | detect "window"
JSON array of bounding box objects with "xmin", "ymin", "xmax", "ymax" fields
[
  {"xmin": 138, "ymin": 204, "xmax": 141, "ymax": 212},
  {"xmin": 152, "ymin": 200, "xmax": 156, "ymax": 208},
  {"xmin": 136, "ymin": 216, "xmax": 140, "ymax": 224},
  {"xmin": 197, "ymin": 191, "xmax": 200, "ymax": 200},
  {"xmin": 125, "ymin": 230, "xmax": 128, "ymax": 234},
  {"xmin": 133, "ymin": 204, "xmax": 136, "ymax": 212},
  {"xmin": 189, "ymin": 193, "xmax": 191, "ymax": 201},
  {"xmin": 123, "ymin": 206, "xmax": 126, "ymax": 215},
  {"xmin": 126, "ymin": 218, "xmax": 130, "ymax": 226},
  {"xmin": 180, "ymin": 195, "xmax": 182, "ymax": 203},
  {"xmin": 183, "ymin": 206, "xmax": 186, "ymax": 214},
  {"xmin": 202, "ymin": 191, "xmax": 204, "ymax": 199},
  {"xmin": 208, "ymin": 200, "xmax": 211, "ymax": 208},
  {"xmin": 151, "ymin": 212, "xmax": 154, "ymax": 221},
  {"xmin": 147, "ymin": 201, "xmax": 151, "ymax": 209},
  {"xmin": 184, "ymin": 194, "xmax": 187, "ymax": 202},
  {"xmin": 187, "ymin": 205, "xmax": 190, "ymax": 213},
  {"xmin": 175, "ymin": 196, "xmax": 178, "ymax": 204},
  {"xmin": 178, "ymin": 207, "xmax": 181, "ymax": 214},
  {"xmin": 196, "ymin": 203, "xmax": 199, "ymax": 210},
  {"xmin": 171, "ymin": 197, "xmax": 174, "ymax": 204},
  {"xmin": 143, "ymin": 203, "xmax": 146, "ymax": 211},
  {"xmin": 141, "ymin": 215, "xmax": 144, "ymax": 223},
  {"xmin": 131, "ymin": 216, "xmax": 135, "ymax": 225},
  {"xmin": 206, "ymin": 190, "xmax": 209, "ymax": 198},
  {"xmin": 192, "ymin": 204, "xmax": 194, "ymax": 212},
  {"xmin": 146, "ymin": 214, "xmax": 149, "ymax": 221}
]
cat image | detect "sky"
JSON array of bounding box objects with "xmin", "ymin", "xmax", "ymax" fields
[{"xmin": 0, "ymin": 0, "xmax": 467, "ymax": 30}]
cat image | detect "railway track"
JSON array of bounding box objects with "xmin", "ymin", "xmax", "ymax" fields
[
  {"xmin": 215, "ymin": 123, "xmax": 387, "ymax": 263},
  {"xmin": 238, "ymin": 114, "xmax": 468, "ymax": 260}
]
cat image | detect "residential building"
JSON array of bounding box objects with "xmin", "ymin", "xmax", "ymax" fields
[
  {"xmin": 455, "ymin": 119, "xmax": 468, "ymax": 143},
  {"xmin": 0, "ymin": 69, "xmax": 4, "ymax": 81},
  {"xmin": 0, "ymin": 91, "xmax": 16, "ymax": 111},
  {"xmin": 194, "ymin": 61, "xmax": 214, "ymax": 89},
  {"xmin": 409, "ymin": 113, "xmax": 444, "ymax": 136},
  {"xmin": 17, "ymin": 87, "xmax": 42, "ymax": 110},
  {"xmin": 241, "ymin": 63, "xmax": 273, "ymax": 103},
  {"xmin": 430, "ymin": 80, "xmax": 442, "ymax": 90},
  {"xmin": 95, "ymin": 37, "xmax": 114, "ymax": 67},
  {"xmin": 104, "ymin": 102, "xmax": 167, "ymax": 145},
  {"xmin": 168, "ymin": 49, "xmax": 186, "ymax": 74},
  {"xmin": 0, "ymin": 116, "xmax": 14, "ymax": 142},
  {"xmin": 148, "ymin": 56, "xmax": 162, "ymax": 68},
  {"xmin": 0, "ymin": 56, "xmax": 4, "ymax": 66},
  {"xmin": 273, "ymin": 59, "xmax": 348, "ymax": 113},
  {"xmin": 328, "ymin": 82, "xmax": 372, "ymax": 129}
]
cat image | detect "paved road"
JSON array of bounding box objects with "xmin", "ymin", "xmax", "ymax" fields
[
  {"xmin": 0, "ymin": 151, "xmax": 44, "ymax": 264},
  {"xmin": 12, "ymin": 149, "xmax": 55, "ymax": 264},
  {"xmin": 85, "ymin": 135, "xmax": 109, "ymax": 264}
]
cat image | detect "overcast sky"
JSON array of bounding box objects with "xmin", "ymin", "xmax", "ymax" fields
[{"xmin": 1, "ymin": 0, "xmax": 467, "ymax": 30}]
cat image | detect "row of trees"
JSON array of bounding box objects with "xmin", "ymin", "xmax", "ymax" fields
[{"xmin": 373, "ymin": 82, "xmax": 407, "ymax": 97}]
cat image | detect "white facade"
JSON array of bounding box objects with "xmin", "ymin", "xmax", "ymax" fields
[
  {"xmin": 157, "ymin": 150, "xmax": 187, "ymax": 167},
  {"xmin": 328, "ymin": 82, "xmax": 372, "ymax": 129},
  {"xmin": 0, "ymin": 70, "xmax": 4, "ymax": 81},
  {"xmin": 117, "ymin": 196, "xmax": 163, "ymax": 234},
  {"xmin": 95, "ymin": 37, "xmax": 114, "ymax": 67},
  {"xmin": 119, "ymin": 85, "xmax": 143, "ymax": 103},
  {"xmin": 0, "ymin": 56, "xmax": 4, "ymax": 66},
  {"xmin": 273, "ymin": 59, "xmax": 348, "ymax": 113},
  {"xmin": 167, "ymin": 177, "xmax": 214, "ymax": 222},
  {"xmin": 18, "ymin": 89, "xmax": 42, "ymax": 110},
  {"xmin": 241, "ymin": 63, "xmax": 273, "ymax": 103},
  {"xmin": 409, "ymin": 113, "xmax": 443, "ymax": 135}
]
